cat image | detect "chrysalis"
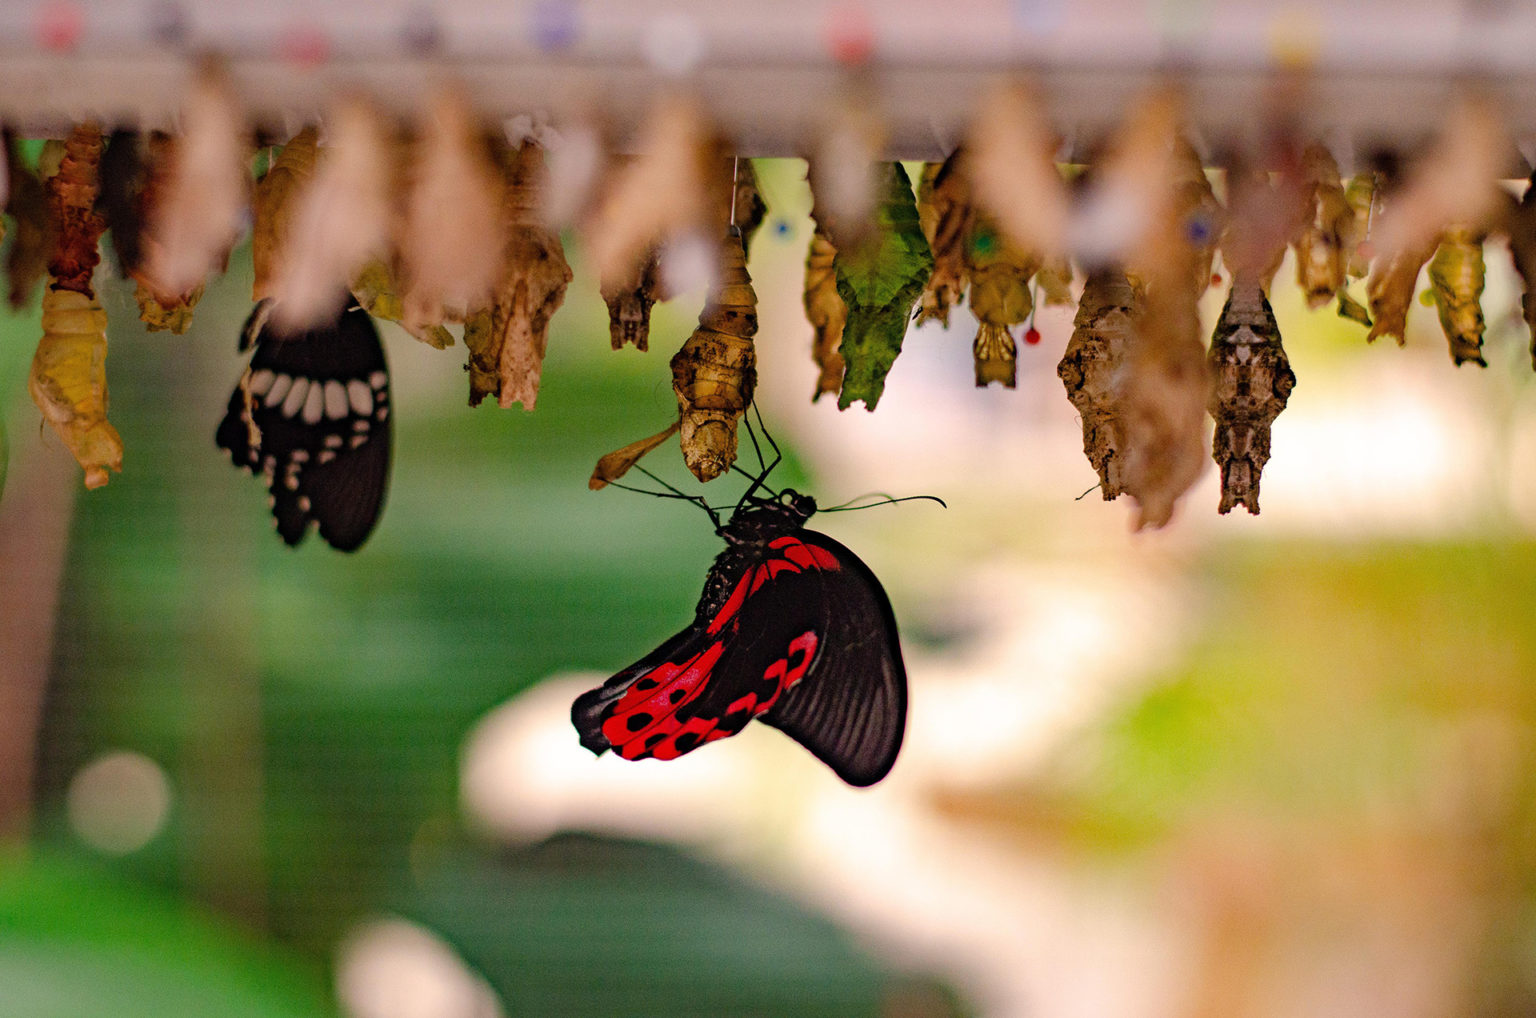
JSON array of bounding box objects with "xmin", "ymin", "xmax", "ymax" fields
[
  {"xmin": 671, "ymin": 234, "xmax": 758, "ymax": 481},
  {"xmin": 1293, "ymin": 143, "xmax": 1353, "ymax": 309},
  {"xmin": 965, "ymin": 81, "xmax": 1069, "ymax": 261},
  {"xmin": 1035, "ymin": 257, "xmax": 1075, "ymax": 306},
  {"xmin": 601, "ymin": 248, "xmax": 665, "ymax": 351},
  {"xmin": 586, "ymin": 97, "xmax": 717, "ymax": 290},
  {"xmin": 1427, "ymin": 226, "xmax": 1487, "ymax": 367},
  {"xmin": 914, "ymin": 150, "xmax": 973, "ymax": 328},
  {"xmin": 1343, "ymin": 173, "xmax": 1377, "ymax": 280},
  {"xmin": 1058, "ymin": 269, "xmax": 1139, "ymax": 499},
  {"xmin": 1503, "ymin": 172, "xmax": 1536, "ymax": 370},
  {"xmin": 1207, "ymin": 275, "xmax": 1295, "ymax": 515},
  {"xmin": 399, "ymin": 89, "xmax": 505, "ymax": 327},
  {"xmin": 31, "ymin": 288, "xmax": 120, "ymax": 489},
  {"xmin": 130, "ymin": 133, "xmax": 205, "ymax": 330},
  {"xmin": 803, "ymin": 230, "xmax": 847, "ymax": 401},
  {"xmin": 272, "ymin": 98, "xmax": 394, "ymax": 332},
  {"xmin": 251, "ymin": 127, "xmax": 318, "ymax": 303},
  {"xmin": 137, "ymin": 62, "xmax": 249, "ymax": 303},
  {"xmin": 463, "ymin": 140, "xmax": 574, "ymax": 410},
  {"xmin": 965, "ymin": 220, "xmax": 1039, "ymax": 387},
  {"xmin": 1366, "ymin": 239, "xmax": 1436, "ymax": 346},
  {"xmin": 350, "ymin": 260, "xmax": 454, "ymax": 349}
]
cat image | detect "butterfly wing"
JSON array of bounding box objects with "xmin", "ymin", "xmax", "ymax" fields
[
  {"xmin": 571, "ymin": 528, "xmax": 907, "ymax": 787},
  {"xmin": 216, "ymin": 299, "xmax": 392, "ymax": 551},
  {"xmin": 756, "ymin": 531, "xmax": 906, "ymax": 787}
]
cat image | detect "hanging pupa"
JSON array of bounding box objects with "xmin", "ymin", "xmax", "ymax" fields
[
  {"xmin": 1427, "ymin": 225, "xmax": 1487, "ymax": 367},
  {"xmin": 1207, "ymin": 275, "xmax": 1295, "ymax": 514},
  {"xmin": 914, "ymin": 150, "xmax": 974, "ymax": 328},
  {"xmin": 1058, "ymin": 269, "xmax": 1140, "ymax": 499},
  {"xmin": 464, "ymin": 140, "xmax": 574, "ymax": 409},
  {"xmin": 671, "ymin": 233, "xmax": 759, "ymax": 481}
]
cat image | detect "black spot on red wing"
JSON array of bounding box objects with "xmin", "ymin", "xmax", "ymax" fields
[
  {"xmin": 635, "ymin": 679, "xmax": 658, "ymax": 691},
  {"xmin": 673, "ymin": 732, "xmax": 702, "ymax": 754},
  {"xmin": 668, "ymin": 689, "xmax": 686, "ymax": 703},
  {"xmin": 625, "ymin": 712, "xmax": 653, "ymax": 732}
]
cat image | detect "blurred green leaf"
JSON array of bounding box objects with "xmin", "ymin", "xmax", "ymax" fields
[
  {"xmin": 832, "ymin": 163, "xmax": 933, "ymax": 412},
  {"xmin": 0, "ymin": 851, "xmax": 336, "ymax": 1018}
]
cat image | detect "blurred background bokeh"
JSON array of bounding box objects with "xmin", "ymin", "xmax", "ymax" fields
[{"xmin": 6, "ymin": 156, "xmax": 1536, "ymax": 1018}]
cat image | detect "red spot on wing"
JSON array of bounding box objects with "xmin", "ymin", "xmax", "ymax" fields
[
  {"xmin": 769, "ymin": 535, "xmax": 842, "ymax": 572},
  {"xmin": 604, "ymin": 640, "xmax": 725, "ymax": 753},
  {"xmin": 708, "ymin": 571, "xmax": 753, "ymax": 634}
]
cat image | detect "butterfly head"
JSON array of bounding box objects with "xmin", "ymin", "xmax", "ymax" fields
[{"xmin": 723, "ymin": 488, "xmax": 818, "ymax": 543}]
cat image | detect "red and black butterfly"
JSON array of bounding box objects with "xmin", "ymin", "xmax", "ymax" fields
[
  {"xmin": 572, "ymin": 444, "xmax": 913, "ymax": 787},
  {"xmin": 216, "ymin": 298, "xmax": 392, "ymax": 551}
]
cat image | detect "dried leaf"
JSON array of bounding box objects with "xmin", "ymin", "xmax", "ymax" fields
[
  {"xmin": 5, "ymin": 132, "xmax": 52, "ymax": 309},
  {"xmin": 138, "ymin": 63, "xmax": 249, "ymax": 302},
  {"xmin": 600, "ymin": 248, "xmax": 663, "ymax": 351},
  {"xmin": 272, "ymin": 99, "xmax": 395, "ymax": 332},
  {"xmin": 588, "ymin": 421, "xmax": 681, "ymax": 490},
  {"xmin": 587, "ymin": 97, "xmax": 716, "ymax": 287},
  {"xmin": 46, "ymin": 123, "xmax": 106, "ymax": 296},
  {"xmin": 1208, "ymin": 275, "xmax": 1295, "ymax": 515},
  {"xmin": 1293, "ymin": 143, "xmax": 1353, "ymax": 309},
  {"xmin": 1428, "ymin": 225, "xmax": 1487, "ymax": 367},
  {"xmin": 833, "ymin": 163, "xmax": 934, "ymax": 411},
  {"xmin": 464, "ymin": 142, "xmax": 573, "ymax": 410},
  {"xmin": 135, "ymin": 279, "xmax": 202, "ymax": 333},
  {"xmin": 399, "ymin": 89, "xmax": 505, "ymax": 327},
  {"xmin": 251, "ymin": 126, "xmax": 318, "ymax": 302},
  {"xmin": 914, "ymin": 151, "xmax": 973, "ymax": 327},
  {"xmin": 1058, "ymin": 269, "xmax": 1139, "ymax": 499},
  {"xmin": 671, "ymin": 234, "xmax": 758, "ymax": 481},
  {"xmin": 966, "ymin": 219, "xmax": 1040, "ymax": 388},
  {"xmin": 30, "ymin": 287, "xmax": 121, "ymax": 489},
  {"xmin": 350, "ymin": 259, "xmax": 454, "ymax": 349},
  {"xmin": 966, "ymin": 81, "xmax": 1069, "ymax": 258},
  {"xmin": 1366, "ymin": 238, "xmax": 1436, "ymax": 345},
  {"xmin": 804, "ymin": 230, "xmax": 846, "ymax": 401}
]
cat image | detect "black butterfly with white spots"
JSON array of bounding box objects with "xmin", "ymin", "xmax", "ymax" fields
[{"xmin": 216, "ymin": 298, "xmax": 392, "ymax": 551}]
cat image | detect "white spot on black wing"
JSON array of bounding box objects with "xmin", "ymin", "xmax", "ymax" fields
[{"xmin": 215, "ymin": 299, "xmax": 392, "ymax": 552}]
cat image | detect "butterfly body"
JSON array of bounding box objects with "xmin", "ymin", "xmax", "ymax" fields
[
  {"xmin": 573, "ymin": 490, "xmax": 907, "ymax": 787},
  {"xmin": 216, "ymin": 299, "xmax": 392, "ymax": 551}
]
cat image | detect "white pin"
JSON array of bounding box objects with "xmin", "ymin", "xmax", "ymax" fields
[
  {"xmin": 346, "ymin": 379, "xmax": 374, "ymax": 417},
  {"xmin": 281, "ymin": 378, "xmax": 310, "ymax": 418}
]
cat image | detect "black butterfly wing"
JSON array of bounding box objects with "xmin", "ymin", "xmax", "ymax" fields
[
  {"xmin": 572, "ymin": 528, "xmax": 907, "ymax": 786},
  {"xmin": 216, "ymin": 299, "xmax": 392, "ymax": 551},
  {"xmin": 756, "ymin": 531, "xmax": 907, "ymax": 787}
]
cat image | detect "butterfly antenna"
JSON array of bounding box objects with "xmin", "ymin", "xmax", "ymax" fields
[
  {"xmin": 820, "ymin": 493, "xmax": 948, "ymax": 513},
  {"xmin": 1074, "ymin": 482, "xmax": 1100, "ymax": 502},
  {"xmin": 632, "ymin": 464, "xmax": 722, "ymax": 529}
]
